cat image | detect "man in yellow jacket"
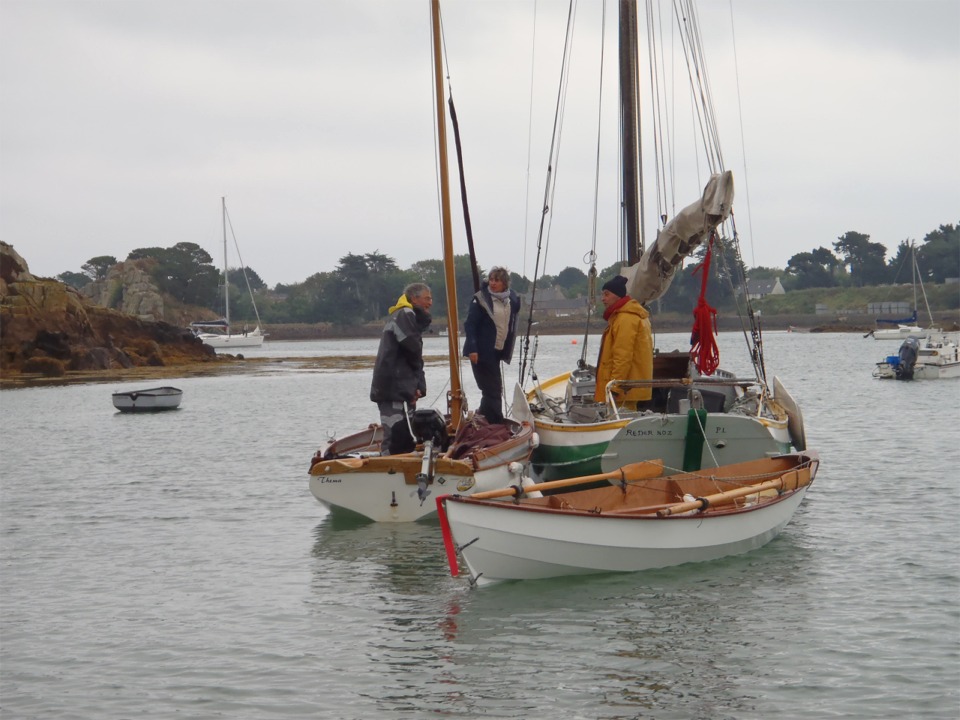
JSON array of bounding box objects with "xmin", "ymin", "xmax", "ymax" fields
[{"xmin": 594, "ymin": 275, "xmax": 653, "ymax": 410}]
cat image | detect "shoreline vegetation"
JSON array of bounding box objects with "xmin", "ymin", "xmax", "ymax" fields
[{"xmin": 4, "ymin": 311, "xmax": 957, "ymax": 390}]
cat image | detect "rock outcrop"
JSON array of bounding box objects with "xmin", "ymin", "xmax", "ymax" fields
[
  {"xmin": 81, "ymin": 259, "xmax": 166, "ymax": 321},
  {"xmin": 1, "ymin": 241, "xmax": 219, "ymax": 377}
]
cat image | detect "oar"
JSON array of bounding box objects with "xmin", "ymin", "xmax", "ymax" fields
[
  {"xmin": 468, "ymin": 459, "xmax": 664, "ymax": 501},
  {"xmin": 656, "ymin": 466, "xmax": 811, "ymax": 517}
]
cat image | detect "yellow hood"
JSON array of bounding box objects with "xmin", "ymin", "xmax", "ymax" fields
[{"xmin": 388, "ymin": 294, "xmax": 413, "ymax": 314}]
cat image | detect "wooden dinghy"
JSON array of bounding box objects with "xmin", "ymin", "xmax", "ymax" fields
[{"xmin": 437, "ymin": 452, "xmax": 818, "ymax": 586}]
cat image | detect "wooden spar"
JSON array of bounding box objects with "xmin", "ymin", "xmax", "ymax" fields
[
  {"xmin": 430, "ymin": 0, "xmax": 464, "ymax": 429},
  {"xmin": 656, "ymin": 467, "xmax": 812, "ymax": 517},
  {"xmin": 619, "ymin": 0, "xmax": 643, "ymax": 261},
  {"xmin": 468, "ymin": 459, "xmax": 664, "ymax": 500}
]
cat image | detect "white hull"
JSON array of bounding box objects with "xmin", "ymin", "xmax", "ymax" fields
[
  {"xmin": 439, "ymin": 454, "xmax": 817, "ymax": 585},
  {"xmin": 872, "ymin": 325, "xmax": 937, "ymax": 341},
  {"xmin": 112, "ymin": 386, "xmax": 182, "ymax": 412},
  {"xmin": 874, "ymin": 334, "xmax": 960, "ymax": 380},
  {"xmin": 521, "ymin": 368, "xmax": 802, "ymax": 481},
  {"xmin": 913, "ymin": 361, "xmax": 960, "ymax": 379},
  {"xmin": 309, "ymin": 458, "xmax": 529, "ymax": 523},
  {"xmin": 309, "ymin": 420, "xmax": 539, "ymax": 522},
  {"xmin": 446, "ymin": 490, "xmax": 807, "ymax": 585},
  {"xmin": 195, "ymin": 326, "xmax": 265, "ymax": 348}
]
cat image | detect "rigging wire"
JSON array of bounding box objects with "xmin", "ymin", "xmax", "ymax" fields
[
  {"xmin": 671, "ymin": 0, "xmax": 722, "ymax": 179},
  {"xmin": 579, "ymin": 0, "xmax": 608, "ymax": 367},
  {"xmin": 727, "ymin": 0, "xmax": 756, "ymax": 268},
  {"xmin": 222, "ymin": 203, "xmax": 264, "ymax": 329},
  {"xmin": 521, "ymin": 1, "xmax": 541, "ymax": 280},
  {"xmin": 646, "ymin": 0, "xmax": 671, "ymax": 224},
  {"xmin": 519, "ymin": 0, "xmax": 579, "ymax": 386},
  {"xmin": 717, "ymin": 213, "xmax": 767, "ymax": 386}
]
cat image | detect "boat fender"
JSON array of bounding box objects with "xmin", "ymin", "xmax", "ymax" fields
[{"xmin": 519, "ymin": 475, "xmax": 543, "ymax": 499}]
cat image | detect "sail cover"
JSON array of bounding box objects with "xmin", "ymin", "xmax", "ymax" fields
[{"xmin": 623, "ymin": 171, "xmax": 734, "ymax": 304}]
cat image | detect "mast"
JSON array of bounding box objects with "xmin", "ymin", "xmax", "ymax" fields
[
  {"xmin": 911, "ymin": 241, "xmax": 918, "ymax": 314},
  {"xmin": 430, "ymin": 0, "xmax": 464, "ymax": 427},
  {"xmin": 618, "ymin": 0, "xmax": 643, "ymax": 264},
  {"xmin": 222, "ymin": 196, "xmax": 230, "ymax": 332}
]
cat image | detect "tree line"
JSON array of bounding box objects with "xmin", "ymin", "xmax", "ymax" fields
[{"xmin": 58, "ymin": 223, "xmax": 958, "ymax": 325}]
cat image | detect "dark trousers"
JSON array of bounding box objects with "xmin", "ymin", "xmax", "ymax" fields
[
  {"xmin": 376, "ymin": 400, "xmax": 415, "ymax": 455},
  {"xmin": 471, "ymin": 361, "xmax": 504, "ymax": 423}
]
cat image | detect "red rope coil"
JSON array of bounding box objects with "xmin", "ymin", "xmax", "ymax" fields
[{"xmin": 690, "ymin": 234, "xmax": 720, "ymax": 376}]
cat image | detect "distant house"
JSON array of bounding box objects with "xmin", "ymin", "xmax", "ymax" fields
[
  {"xmin": 521, "ymin": 286, "xmax": 591, "ymax": 317},
  {"xmin": 744, "ymin": 277, "xmax": 785, "ymax": 301}
]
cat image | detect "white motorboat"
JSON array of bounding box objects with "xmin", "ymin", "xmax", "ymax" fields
[
  {"xmin": 874, "ymin": 333, "xmax": 960, "ymax": 380},
  {"xmin": 111, "ymin": 386, "xmax": 182, "ymax": 413},
  {"xmin": 437, "ymin": 453, "xmax": 819, "ymax": 586}
]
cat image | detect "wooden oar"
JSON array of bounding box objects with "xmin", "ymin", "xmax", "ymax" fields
[
  {"xmin": 656, "ymin": 467, "xmax": 811, "ymax": 517},
  {"xmin": 469, "ymin": 459, "xmax": 664, "ymax": 501}
]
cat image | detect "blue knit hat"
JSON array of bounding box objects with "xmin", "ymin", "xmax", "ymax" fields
[{"xmin": 602, "ymin": 275, "xmax": 628, "ymax": 298}]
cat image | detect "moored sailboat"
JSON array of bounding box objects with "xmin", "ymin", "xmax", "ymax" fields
[
  {"xmin": 514, "ymin": 0, "xmax": 806, "ymax": 483},
  {"xmin": 868, "ymin": 242, "xmax": 940, "ymax": 341},
  {"xmin": 191, "ymin": 197, "xmax": 266, "ymax": 349},
  {"xmin": 307, "ymin": 0, "xmax": 537, "ymax": 523}
]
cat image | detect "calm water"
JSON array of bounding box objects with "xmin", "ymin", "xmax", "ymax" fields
[{"xmin": 2, "ymin": 332, "xmax": 958, "ymax": 719}]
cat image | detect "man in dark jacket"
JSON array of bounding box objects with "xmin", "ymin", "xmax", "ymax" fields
[
  {"xmin": 370, "ymin": 283, "xmax": 433, "ymax": 455},
  {"xmin": 462, "ymin": 266, "xmax": 521, "ymax": 423}
]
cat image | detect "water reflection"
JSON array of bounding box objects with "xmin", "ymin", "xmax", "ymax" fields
[{"xmin": 310, "ymin": 514, "xmax": 452, "ymax": 595}]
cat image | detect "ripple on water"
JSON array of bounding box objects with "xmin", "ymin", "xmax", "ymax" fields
[{"xmin": 2, "ymin": 334, "xmax": 958, "ymax": 719}]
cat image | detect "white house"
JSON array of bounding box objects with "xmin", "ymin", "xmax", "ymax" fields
[{"xmin": 744, "ymin": 277, "xmax": 785, "ymax": 301}]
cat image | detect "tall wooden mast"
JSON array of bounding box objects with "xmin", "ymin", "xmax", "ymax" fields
[
  {"xmin": 618, "ymin": 0, "xmax": 644, "ymax": 264},
  {"xmin": 430, "ymin": 0, "xmax": 464, "ymax": 427}
]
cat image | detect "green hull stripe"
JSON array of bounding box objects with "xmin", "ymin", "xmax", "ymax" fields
[{"xmin": 682, "ymin": 408, "xmax": 709, "ymax": 472}]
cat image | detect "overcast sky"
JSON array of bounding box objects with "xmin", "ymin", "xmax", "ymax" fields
[{"xmin": 2, "ymin": 0, "xmax": 958, "ymax": 287}]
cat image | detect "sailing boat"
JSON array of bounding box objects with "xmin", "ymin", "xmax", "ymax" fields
[
  {"xmin": 513, "ymin": 1, "xmax": 807, "ymax": 483},
  {"xmin": 191, "ymin": 197, "xmax": 266, "ymax": 349},
  {"xmin": 307, "ymin": 0, "xmax": 537, "ymax": 523},
  {"xmin": 869, "ymin": 242, "xmax": 940, "ymax": 341}
]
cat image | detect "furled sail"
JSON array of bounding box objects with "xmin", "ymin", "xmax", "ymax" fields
[{"xmin": 623, "ymin": 170, "xmax": 734, "ymax": 304}]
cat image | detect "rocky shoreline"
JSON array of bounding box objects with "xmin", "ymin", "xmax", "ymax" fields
[
  {"xmin": 4, "ymin": 242, "xmax": 957, "ymax": 390},
  {"xmin": 1, "ymin": 242, "xmax": 234, "ymax": 388}
]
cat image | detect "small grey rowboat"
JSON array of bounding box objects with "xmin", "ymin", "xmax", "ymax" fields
[{"xmin": 112, "ymin": 386, "xmax": 183, "ymax": 413}]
